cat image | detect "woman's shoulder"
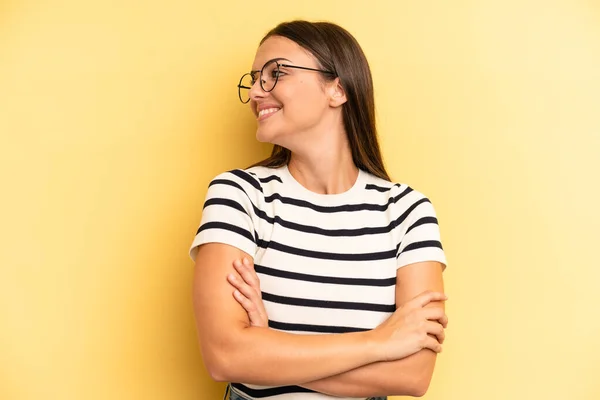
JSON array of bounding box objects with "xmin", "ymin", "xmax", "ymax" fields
[
  {"xmin": 208, "ymin": 165, "xmax": 285, "ymax": 196},
  {"xmin": 361, "ymin": 170, "xmax": 428, "ymax": 198},
  {"xmin": 360, "ymin": 170, "xmax": 435, "ymax": 215},
  {"xmin": 244, "ymin": 165, "xmax": 287, "ymax": 184}
]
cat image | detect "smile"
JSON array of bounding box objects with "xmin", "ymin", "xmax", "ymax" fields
[{"xmin": 258, "ymin": 108, "xmax": 281, "ymax": 120}]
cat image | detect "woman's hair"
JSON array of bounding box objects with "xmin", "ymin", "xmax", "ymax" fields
[{"xmin": 248, "ymin": 20, "xmax": 391, "ymax": 182}]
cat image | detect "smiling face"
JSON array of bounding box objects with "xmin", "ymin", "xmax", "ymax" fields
[{"xmin": 248, "ymin": 36, "xmax": 342, "ymax": 149}]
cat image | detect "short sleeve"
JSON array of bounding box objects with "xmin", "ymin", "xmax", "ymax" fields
[
  {"xmin": 396, "ymin": 196, "xmax": 447, "ymax": 270},
  {"xmin": 189, "ymin": 170, "xmax": 259, "ymax": 263}
]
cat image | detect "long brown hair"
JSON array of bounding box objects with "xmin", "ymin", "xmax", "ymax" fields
[{"xmin": 248, "ymin": 20, "xmax": 391, "ymax": 182}]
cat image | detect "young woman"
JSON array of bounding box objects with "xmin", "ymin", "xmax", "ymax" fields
[{"xmin": 190, "ymin": 20, "xmax": 448, "ymax": 400}]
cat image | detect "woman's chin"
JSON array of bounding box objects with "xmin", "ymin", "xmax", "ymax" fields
[{"xmin": 255, "ymin": 129, "xmax": 279, "ymax": 144}]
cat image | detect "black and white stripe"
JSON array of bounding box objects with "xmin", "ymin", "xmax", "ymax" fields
[{"xmin": 189, "ymin": 165, "xmax": 447, "ymax": 400}]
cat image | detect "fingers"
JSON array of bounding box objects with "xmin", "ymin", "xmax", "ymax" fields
[
  {"xmin": 228, "ymin": 273, "xmax": 265, "ymax": 324},
  {"xmin": 227, "ymin": 259, "xmax": 268, "ymax": 327},
  {"xmin": 421, "ymin": 307, "xmax": 448, "ymax": 326},
  {"xmin": 439, "ymin": 313, "xmax": 449, "ymax": 328},
  {"xmin": 425, "ymin": 321, "xmax": 445, "ymax": 344},
  {"xmin": 422, "ymin": 335, "xmax": 443, "ymax": 353},
  {"xmin": 410, "ymin": 290, "xmax": 448, "ymax": 308},
  {"xmin": 231, "ymin": 286, "xmax": 254, "ymax": 311},
  {"xmin": 233, "ymin": 258, "xmax": 261, "ymax": 296},
  {"xmin": 232, "ymin": 288, "xmax": 264, "ymax": 326},
  {"xmin": 227, "ymin": 273, "xmax": 256, "ymax": 302}
]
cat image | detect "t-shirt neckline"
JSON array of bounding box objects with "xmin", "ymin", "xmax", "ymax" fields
[{"xmin": 282, "ymin": 164, "xmax": 365, "ymax": 203}]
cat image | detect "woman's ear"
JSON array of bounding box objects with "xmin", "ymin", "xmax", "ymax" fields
[{"xmin": 328, "ymin": 78, "xmax": 347, "ymax": 107}]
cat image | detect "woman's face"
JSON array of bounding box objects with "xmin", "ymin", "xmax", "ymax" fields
[{"xmin": 249, "ymin": 36, "xmax": 335, "ymax": 147}]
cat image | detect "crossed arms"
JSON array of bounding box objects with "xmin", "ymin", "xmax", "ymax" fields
[{"xmin": 192, "ymin": 242, "xmax": 446, "ymax": 397}]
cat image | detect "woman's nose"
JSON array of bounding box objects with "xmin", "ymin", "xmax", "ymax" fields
[{"xmin": 248, "ymin": 78, "xmax": 267, "ymax": 101}]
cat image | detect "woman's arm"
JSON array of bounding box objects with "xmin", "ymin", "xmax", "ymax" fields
[
  {"xmin": 192, "ymin": 243, "xmax": 446, "ymax": 386},
  {"xmin": 229, "ymin": 258, "xmax": 446, "ymax": 396},
  {"xmin": 193, "ymin": 243, "xmax": 379, "ymax": 385},
  {"xmin": 298, "ymin": 261, "xmax": 446, "ymax": 397}
]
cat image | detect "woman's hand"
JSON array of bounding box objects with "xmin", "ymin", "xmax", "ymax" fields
[
  {"xmin": 372, "ymin": 290, "xmax": 448, "ymax": 361},
  {"xmin": 226, "ymin": 259, "xmax": 447, "ymax": 362},
  {"xmin": 227, "ymin": 258, "xmax": 269, "ymax": 328}
]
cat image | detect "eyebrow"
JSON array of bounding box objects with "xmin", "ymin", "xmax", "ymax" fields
[{"xmin": 251, "ymin": 57, "xmax": 292, "ymax": 72}]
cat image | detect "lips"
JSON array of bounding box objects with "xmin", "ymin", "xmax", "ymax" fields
[
  {"xmin": 258, "ymin": 108, "xmax": 280, "ymax": 118},
  {"xmin": 256, "ymin": 105, "xmax": 281, "ymax": 121}
]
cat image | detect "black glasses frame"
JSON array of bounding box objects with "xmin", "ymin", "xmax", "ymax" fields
[{"xmin": 237, "ymin": 60, "xmax": 336, "ymax": 104}]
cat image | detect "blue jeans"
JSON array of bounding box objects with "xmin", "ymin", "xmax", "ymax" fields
[{"xmin": 225, "ymin": 384, "xmax": 387, "ymax": 400}]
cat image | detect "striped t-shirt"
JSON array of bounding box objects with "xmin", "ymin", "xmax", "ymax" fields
[{"xmin": 189, "ymin": 164, "xmax": 447, "ymax": 400}]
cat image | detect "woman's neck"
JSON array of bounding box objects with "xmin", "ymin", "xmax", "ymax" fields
[{"xmin": 287, "ymin": 149, "xmax": 358, "ymax": 195}]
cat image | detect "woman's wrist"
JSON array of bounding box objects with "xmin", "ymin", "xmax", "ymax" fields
[{"xmin": 360, "ymin": 329, "xmax": 386, "ymax": 364}]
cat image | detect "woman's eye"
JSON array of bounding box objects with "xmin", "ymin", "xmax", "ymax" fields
[{"xmin": 272, "ymin": 70, "xmax": 285, "ymax": 78}]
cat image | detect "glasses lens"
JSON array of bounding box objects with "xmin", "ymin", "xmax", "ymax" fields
[
  {"xmin": 238, "ymin": 73, "xmax": 252, "ymax": 103},
  {"xmin": 260, "ymin": 60, "xmax": 279, "ymax": 92}
]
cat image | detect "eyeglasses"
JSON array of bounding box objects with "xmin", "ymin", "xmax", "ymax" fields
[{"xmin": 237, "ymin": 59, "xmax": 336, "ymax": 104}]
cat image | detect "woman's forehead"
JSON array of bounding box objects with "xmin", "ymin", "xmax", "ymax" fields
[{"xmin": 252, "ymin": 36, "xmax": 315, "ymax": 70}]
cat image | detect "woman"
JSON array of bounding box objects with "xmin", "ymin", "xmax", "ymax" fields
[{"xmin": 190, "ymin": 20, "xmax": 448, "ymax": 400}]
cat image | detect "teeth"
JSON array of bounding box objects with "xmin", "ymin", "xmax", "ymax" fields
[{"xmin": 258, "ymin": 108, "xmax": 280, "ymax": 117}]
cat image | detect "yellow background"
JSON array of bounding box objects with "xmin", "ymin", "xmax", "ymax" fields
[{"xmin": 1, "ymin": 1, "xmax": 599, "ymax": 399}]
